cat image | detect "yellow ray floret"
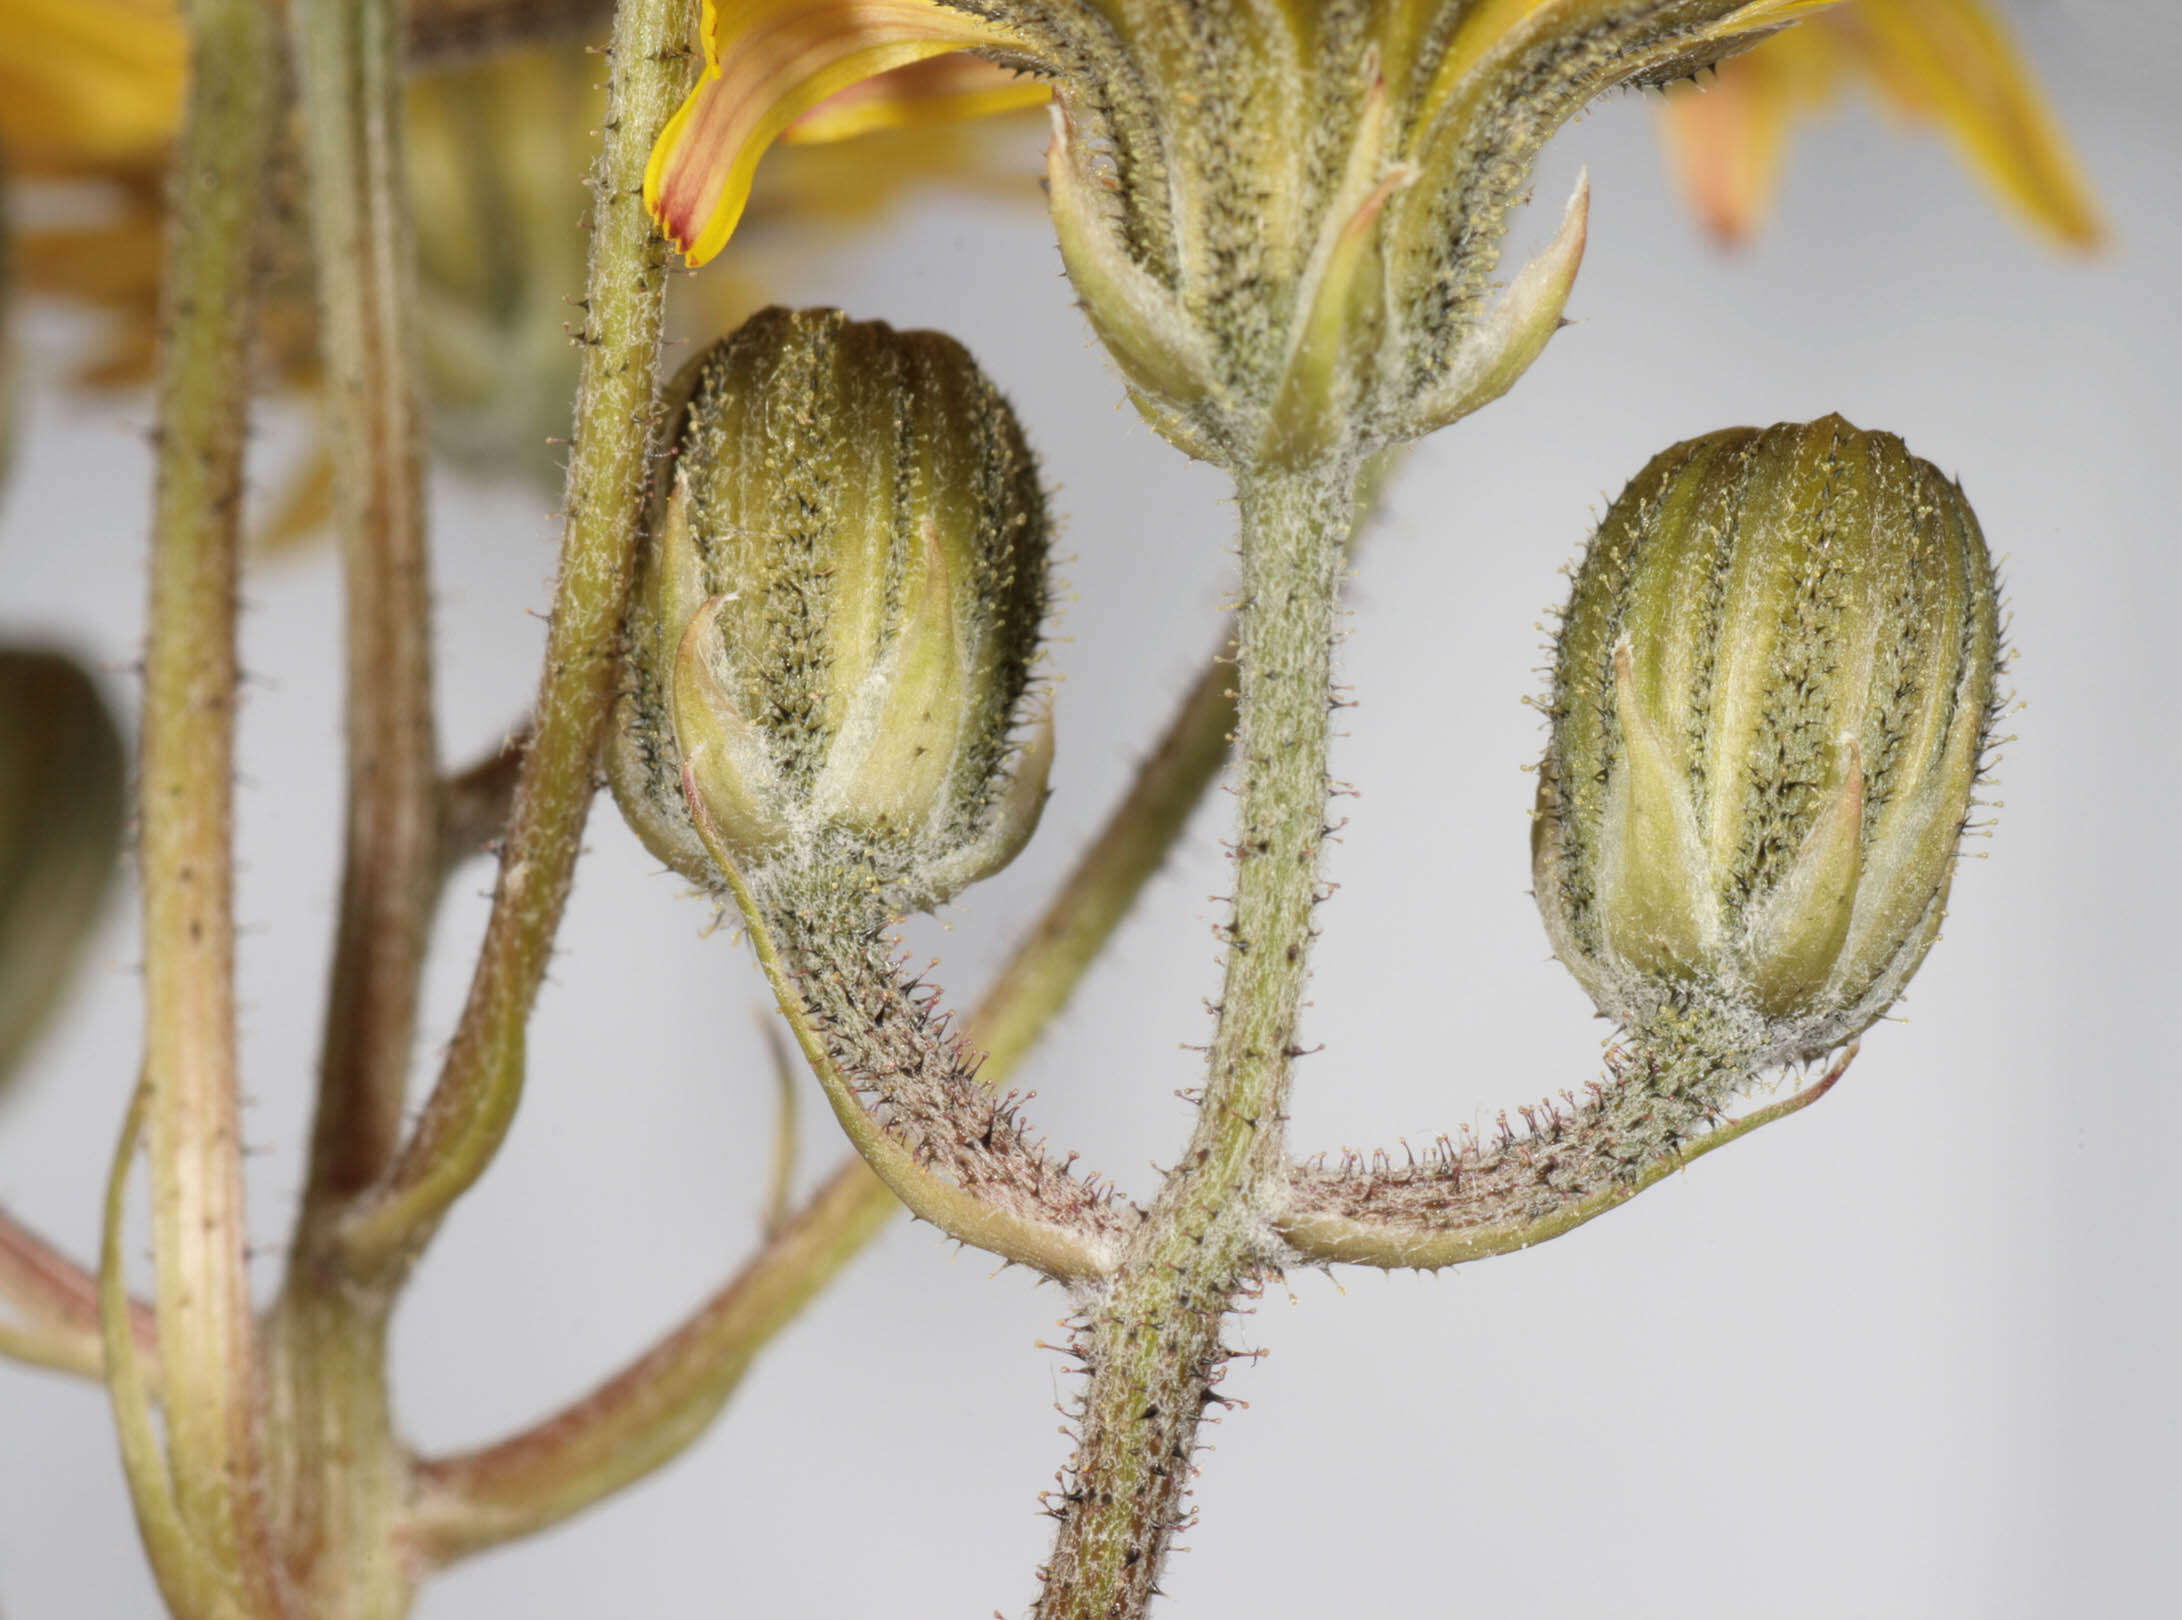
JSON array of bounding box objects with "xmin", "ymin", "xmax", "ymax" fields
[
  {"xmin": 645, "ymin": 0, "xmax": 1037, "ymax": 266},
  {"xmin": 0, "ymin": 0, "xmax": 184, "ymax": 175},
  {"xmin": 785, "ymin": 53, "xmax": 1049, "ymax": 145},
  {"xmin": 1662, "ymin": 0, "xmax": 2103, "ymax": 250}
]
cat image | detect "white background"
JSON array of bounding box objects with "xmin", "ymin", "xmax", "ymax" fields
[{"xmin": 3, "ymin": 2, "xmax": 2176, "ymax": 1615}]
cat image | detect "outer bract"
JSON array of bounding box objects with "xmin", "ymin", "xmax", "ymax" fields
[
  {"xmin": 608, "ymin": 307, "xmax": 1053, "ymax": 915},
  {"xmin": 1533, "ymin": 415, "xmax": 2001, "ymax": 1067}
]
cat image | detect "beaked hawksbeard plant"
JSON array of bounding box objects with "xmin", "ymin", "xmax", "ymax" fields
[{"xmin": 0, "ymin": 2, "xmax": 2066, "ymax": 1617}]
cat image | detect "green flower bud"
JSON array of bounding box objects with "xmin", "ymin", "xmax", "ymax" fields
[
  {"xmin": 608, "ymin": 307, "xmax": 1053, "ymax": 914},
  {"xmin": 1533, "ymin": 416, "xmax": 2002, "ymax": 1066}
]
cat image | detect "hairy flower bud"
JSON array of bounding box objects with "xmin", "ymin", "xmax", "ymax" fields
[
  {"xmin": 1533, "ymin": 416, "xmax": 2002, "ymax": 1066},
  {"xmin": 608, "ymin": 307, "xmax": 1053, "ymax": 914}
]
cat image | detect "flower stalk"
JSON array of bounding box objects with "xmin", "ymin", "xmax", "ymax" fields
[
  {"xmin": 292, "ymin": 0, "xmax": 441, "ymax": 1242},
  {"xmin": 404, "ymin": 623, "xmax": 1241, "ymax": 1558},
  {"xmin": 336, "ymin": 0, "xmax": 701, "ymax": 1284}
]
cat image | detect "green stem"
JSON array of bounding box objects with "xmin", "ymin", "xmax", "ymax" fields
[
  {"xmin": 708, "ymin": 863, "xmax": 1125, "ymax": 1284},
  {"xmin": 1034, "ymin": 458, "xmax": 1356, "ymax": 1620},
  {"xmin": 1276, "ymin": 1047, "xmax": 1855, "ymax": 1268},
  {"xmin": 103, "ymin": 1085, "xmax": 248, "ymax": 1620},
  {"xmin": 293, "ymin": 0, "xmax": 440, "ymax": 1240},
  {"xmin": 337, "ymin": 0, "xmax": 700, "ymax": 1283},
  {"xmin": 0, "ymin": 1316, "xmax": 106, "ymax": 1380},
  {"xmin": 260, "ymin": 1290, "xmax": 410, "ymax": 1620},
  {"xmin": 267, "ymin": 4, "xmax": 440, "ymax": 1600},
  {"xmin": 130, "ymin": 0, "xmax": 287, "ymax": 1609}
]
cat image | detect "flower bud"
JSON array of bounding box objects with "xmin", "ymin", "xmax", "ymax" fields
[
  {"xmin": 1532, "ymin": 416, "xmax": 2002, "ymax": 1066},
  {"xmin": 608, "ymin": 307, "xmax": 1053, "ymax": 914},
  {"xmin": 1, "ymin": 649, "xmax": 126, "ymax": 1084}
]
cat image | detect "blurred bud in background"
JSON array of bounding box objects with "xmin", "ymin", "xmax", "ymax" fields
[{"xmin": 0, "ymin": 648, "xmax": 126, "ymax": 1090}]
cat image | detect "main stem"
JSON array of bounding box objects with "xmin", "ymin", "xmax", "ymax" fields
[
  {"xmin": 127, "ymin": 0, "xmax": 289, "ymax": 1612},
  {"xmin": 1035, "ymin": 457, "xmax": 1356, "ymax": 1619},
  {"xmin": 263, "ymin": 2, "xmax": 435, "ymax": 1614}
]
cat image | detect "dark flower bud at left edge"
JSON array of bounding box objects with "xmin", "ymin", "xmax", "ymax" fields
[
  {"xmin": 1, "ymin": 649, "xmax": 127, "ymax": 1085},
  {"xmin": 608, "ymin": 306, "xmax": 1054, "ymax": 916}
]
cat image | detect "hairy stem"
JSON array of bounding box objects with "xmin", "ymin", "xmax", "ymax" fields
[
  {"xmin": 402, "ymin": 632, "xmax": 1238, "ymax": 1556},
  {"xmin": 1277, "ymin": 1046, "xmax": 1856, "ymax": 1269},
  {"xmin": 293, "ymin": 0, "xmax": 440, "ymax": 1240},
  {"xmin": 1035, "ymin": 458, "xmax": 1356, "ymax": 1619},
  {"xmin": 336, "ymin": 0, "xmax": 700, "ymax": 1283},
  {"xmin": 130, "ymin": 0, "xmax": 286, "ymax": 1609},
  {"xmin": 716, "ymin": 867, "xmax": 1128, "ymax": 1284},
  {"xmin": 260, "ymin": 3, "xmax": 438, "ymax": 1611}
]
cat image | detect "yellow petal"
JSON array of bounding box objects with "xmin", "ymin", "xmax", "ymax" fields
[
  {"xmin": 785, "ymin": 52, "xmax": 1048, "ymax": 145},
  {"xmin": 1841, "ymin": 0, "xmax": 2104, "ymax": 249},
  {"xmin": 1658, "ymin": 23, "xmax": 1844, "ymax": 247},
  {"xmin": 0, "ymin": 0, "xmax": 184, "ymax": 175},
  {"xmin": 645, "ymin": 0, "xmax": 1032, "ymax": 267},
  {"xmin": 1420, "ymin": 0, "xmax": 1840, "ymax": 152}
]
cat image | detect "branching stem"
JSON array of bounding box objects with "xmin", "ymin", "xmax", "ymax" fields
[
  {"xmin": 1, "ymin": 1207, "xmax": 156, "ymax": 1376},
  {"xmin": 1034, "ymin": 457, "xmax": 1357, "ymax": 1619},
  {"xmin": 1277, "ymin": 1047, "xmax": 1856, "ymax": 1269},
  {"xmin": 402, "ymin": 628, "xmax": 1239, "ymax": 1557},
  {"xmin": 130, "ymin": 0, "xmax": 286, "ymax": 1608}
]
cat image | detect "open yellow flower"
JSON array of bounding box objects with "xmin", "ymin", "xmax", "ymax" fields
[
  {"xmin": 649, "ymin": 1, "xmax": 1842, "ymax": 467},
  {"xmin": 654, "ymin": 0, "xmax": 2102, "ymax": 273},
  {"xmin": 0, "ymin": 0, "xmax": 1031, "ymax": 535},
  {"xmin": 1658, "ymin": 0, "xmax": 2103, "ymax": 249}
]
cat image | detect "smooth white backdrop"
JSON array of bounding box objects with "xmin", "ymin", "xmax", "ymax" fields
[{"xmin": 3, "ymin": 3, "xmax": 2175, "ymax": 1615}]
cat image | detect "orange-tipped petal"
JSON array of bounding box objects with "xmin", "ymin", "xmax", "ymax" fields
[
  {"xmin": 1659, "ymin": 23, "xmax": 1842, "ymax": 247},
  {"xmin": 645, "ymin": 0, "xmax": 1030, "ymax": 266},
  {"xmin": 786, "ymin": 52, "xmax": 1048, "ymax": 145},
  {"xmin": 1842, "ymin": 0, "xmax": 2105, "ymax": 250}
]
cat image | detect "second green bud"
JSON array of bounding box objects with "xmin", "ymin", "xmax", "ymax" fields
[
  {"xmin": 609, "ymin": 307, "xmax": 1053, "ymax": 914},
  {"xmin": 1533, "ymin": 416, "xmax": 2002, "ymax": 1069}
]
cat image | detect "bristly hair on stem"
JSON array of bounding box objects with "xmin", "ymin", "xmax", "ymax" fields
[{"xmin": 334, "ymin": 0, "xmax": 702, "ymax": 1286}]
